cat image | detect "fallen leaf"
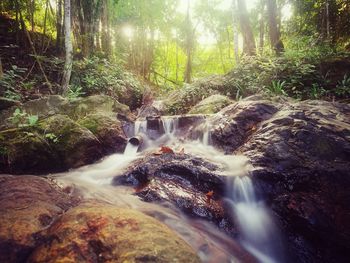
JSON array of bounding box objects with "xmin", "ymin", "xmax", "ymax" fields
[
  {"xmin": 206, "ymin": 190, "xmax": 214, "ymax": 202},
  {"xmin": 160, "ymin": 146, "xmax": 174, "ymax": 154}
]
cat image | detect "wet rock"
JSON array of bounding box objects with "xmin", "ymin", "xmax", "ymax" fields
[
  {"xmin": 189, "ymin": 94, "xmax": 233, "ymax": 114},
  {"xmin": 29, "ymin": 201, "xmax": 200, "ymax": 263},
  {"xmin": 113, "ymin": 153, "xmax": 236, "ymax": 234},
  {"xmin": 0, "ymin": 175, "xmax": 79, "ymax": 263},
  {"xmin": 39, "ymin": 114, "xmax": 103, "ymax": 170},
  {"xmin": 234, "ymin": 100, "xmax": 350, "ymax": 263},
  {"xmin": 0, "ymin": 129, "xmax": 61, "ymax": 174},
  {"xmin": 78, "ymin": 113, "xmax": 127, "ymax": 153},
  {"xmin": 0, "ymin": 95, "xmax": 134, "ymax": 129},
  {"xmin": 210, "ymin": 100, "xmax": 279, "ymax": 153},
  {"xmin": 137, "ymin": 104, "xmax": 160, "ymax": 118}
]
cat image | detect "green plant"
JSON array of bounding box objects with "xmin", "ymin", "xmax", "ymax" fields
[
  {"xmin": 66, "ymin": 85, "xmax": 85, "ymax": 101},
  {"xmin": 45, "ymin": 133, "xmax": 59, "ymax": 143},
  {"xmin": 0, "ymin": 145, "xmax": 8, "ymax": 157},
  {"xmin": 266, "ymin": 80, "xmax": 287, "ymax": 95},
  {"xmin": 8, "ymin": 108, "xmax": 39, "ymax": 128},
  {"xmin": 336, "ymin": 74, "xmax": 350, "ymax": 96},
  {"xmin": 308, "ymin": 84, "xmax": 327, "ymax": 99}
]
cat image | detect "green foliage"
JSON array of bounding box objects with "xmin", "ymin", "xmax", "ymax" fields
[
  {"xmin": 336, "ymin": 74, "xmax": 350, "ymax": 96},
  {"xmin": 70, "ymin": 57, "xmax": 144, "ymax": 109},
  {"xmin": 45, "ymin": 132, "xmax": 59, "ymax": 143},
  {"xmin": 266, "ymin": 80, "xmax": 287, "ymax": 96},
  {"xmin": 0, "ymin": 65, "xmax": 27, "ymax": 100},
  {"xmin": 8, "ymin": 108, "xmax": 39, "ymax": 128},
  {"xmin": 66, "ymin": 85, "xmax": 85, "ymax": 101}
]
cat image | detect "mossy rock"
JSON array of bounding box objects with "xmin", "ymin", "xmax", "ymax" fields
[
  {"xmin": 0, "ymin": 95, "xmax": 133, "ymax": 129},
  {"xmin": 0, "ymin": 175, "xmax": 79, "ymax": 262},
  {"xmin": 39, "ymin": 114, "xmax": 103, "ymax": 169},
  {"xmin": 188, "ymin": 94, "xmax": 233, "ymax": 114},
  {"xmin": 78, "ymin": 113, "xmax": 127, "ymax": 153},
  {"xmin": 0, "ymin": 129, "xmax": 59, "ymax": 174},
  {"xmin": 29, "ymin": 202, "xmax": 200, "ymax": 263},
  {"xmin": 67, "ymin": 95, "xmax": 131, "ymax": 120}
]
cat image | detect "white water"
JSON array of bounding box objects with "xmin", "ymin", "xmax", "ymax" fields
[
  {"xmin": 124, "ymin": 142, "xmax": 139, "ymax": 155},
  {"xmin": 51, "ymin": 115, "xmax": 283, "ymax": 263},
  {"xmin": 228, "ymin": 176, "xmax": 284, "ymax": 263}
]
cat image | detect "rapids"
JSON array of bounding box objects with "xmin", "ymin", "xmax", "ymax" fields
[{"xmin": 51, "ymin": 116, "xmax": 284, "ymax": 263}]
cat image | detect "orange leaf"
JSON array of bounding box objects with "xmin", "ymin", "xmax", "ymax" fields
[
  {"xmin": 206, "ymin": 190, "xmax": 214, "ymax": 199},
  {"xmin": 160, "ymin": 146, "xmax": 174, "ymax": 154}
]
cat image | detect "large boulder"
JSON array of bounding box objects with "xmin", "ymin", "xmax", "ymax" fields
[
  {"xmin": 189, "ymin": 94, "xmax": 233, "ymax": 114},
  {"xmin": 39, "ymin": 114, "xmax": 103, "ymax": 170},
  {"xmin": 78, "ymin": 113, "xmax": 127, "ymax": 154},
  {"xmin": 210, "ymin": 100, "xmax": 279, "ymax": 153},
  {"xmin": 29, "ymin": 202, "xmax": 200, "ymax": 263},
  {"xmin": 113, "ymin": 152, "xmax": 236, "ymax": 234},
  {"xmin": 210, "ymin": 99, "xmax": 350, "ymax": 263},
  {"xmin": 0, "ymin": 175, "xmax": 79, "ymax": 263},
  {"xmin": 0, "ymin": 95, "xmax": 133, "ymax": 129},
  {"xmin": 0, "ymin": 129, "xmax": 60, "ymax": 174}
]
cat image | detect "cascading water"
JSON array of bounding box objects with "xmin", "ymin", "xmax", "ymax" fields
[
  {"xmin": 202, "ymin": 122, "xmax": 212, "ymax": 146},
  {"xmin": 227, "ymin": 175, "xmax": 284, "ymax": 263},
  {"xmin": 52, "ymin": 114, "xmax": 284, "ymax": 263},
  {"xmin": 134, "ymin": 119, "xmax": 147, "ymax": 135}
]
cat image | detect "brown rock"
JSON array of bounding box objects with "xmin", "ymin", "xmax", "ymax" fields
[
  {"xmin": 0, "ymin": 175, "xmax": 79, "ymax": 263},
  {"xmin": 29, "ymin": 202, "xmax": 200, "ymax": 263}
]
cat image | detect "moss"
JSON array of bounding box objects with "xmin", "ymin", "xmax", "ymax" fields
[{"xmin": 189, "ymin": 94, "xmax": 233, "ymax": 114}]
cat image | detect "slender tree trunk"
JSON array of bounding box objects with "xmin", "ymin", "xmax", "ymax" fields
[
  {"xmin": 101, "ymin": 0, "xmax": 110, "ymax": 56},
  {"xmin": 62, "ymin": 0, "xmax": 73, "ymax": 95},
  {"xmin": 56, "ymin": 0, "xmax": 63, "ymax": 53},
  {"xmin": 184, "ymin": 0, "xmax": 193, "ymax": 84},
  {"xmin": 259, "ymin": 0, "xmax": 265, "ymax": 54},
  {"xmin": 237, "ymin": 0, "xmax": 256, "ymax": 56},
  {"xmin": 232, "ymin": 0, "xmax": 240, "ymax": 63},
  {"xmin": 266, "ymin": 0, "xmax": 284, "ymax": 54},
  {"xmin": 41, "ymin": 0, "xmax": 49, "ymax": 52}
]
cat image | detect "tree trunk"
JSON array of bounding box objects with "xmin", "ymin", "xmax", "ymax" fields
[
  {"xmin": 184, "ymin": 0, "xmax": 193, "ymax": 84},
  {"xmin": 41, "ymin": 0, "xmax": 49, "ymax": 52},
  {"xmin": 232, "ymin": 0, "xmax": 240, "ymax": 63},
  {"xmin": 62, "ymin": 0, "xmax": 73, "ymax": 95},
  {"xmin": 101, "ymin": 0, "xmax": 110, "ymax": 56},
  {"xmin": 266, "ymin": 0, "xmax": 284, "ymax": 54},
  {"xmin": 56, "ymin": 0, "xmax": 63, "ymax": 53},
  {"xmin": 237, "ymin": 0, "xmax": 256, "ymax": 56},
  {"xmin": 259, "ymin": 0, "xmax": 265, "ymax": 54}
]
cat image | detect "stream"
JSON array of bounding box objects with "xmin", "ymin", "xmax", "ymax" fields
[{"xmin": 52, "ymin": 116, "xmax": 284, "ymax": 263}]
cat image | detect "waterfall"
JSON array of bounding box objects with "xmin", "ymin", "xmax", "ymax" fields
[
  {"xmin": 202, "ymin": 122, "xmax": 211, "ymax": 146},
  {"xmin": 123, "ymin": 142, "xmax": 139, "ymax": 156},
  {"xmin": 228, "ymin": 176, "xmax": 284, "ymax": 263},
  {"xmin": 134, "ymin": 120, "xmax": 147, "ymax": 136},
  {"xmin": 162, "ymin": 117, "xmax": 177, "ymax": 136}
]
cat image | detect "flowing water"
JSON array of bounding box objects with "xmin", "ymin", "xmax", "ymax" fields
[{"xmin": 52, "ymin": 115, "xmax": 284, "ymax": 263}]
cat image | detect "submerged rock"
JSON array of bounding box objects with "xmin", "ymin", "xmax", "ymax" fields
[
  {"xmin": 0, "ymin": 175, "xmax": 79, "ymax": 263},
  {"xmin": 29, "ymin": 202, "xmax": 200, "ymax": 263},
  {"xmin": 113, "ymin": 153, "xmax": 236, "ymax": 234},
  {"xmin": 189, "ymin": 94, "xmax": 233, "ymax": 114}
]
